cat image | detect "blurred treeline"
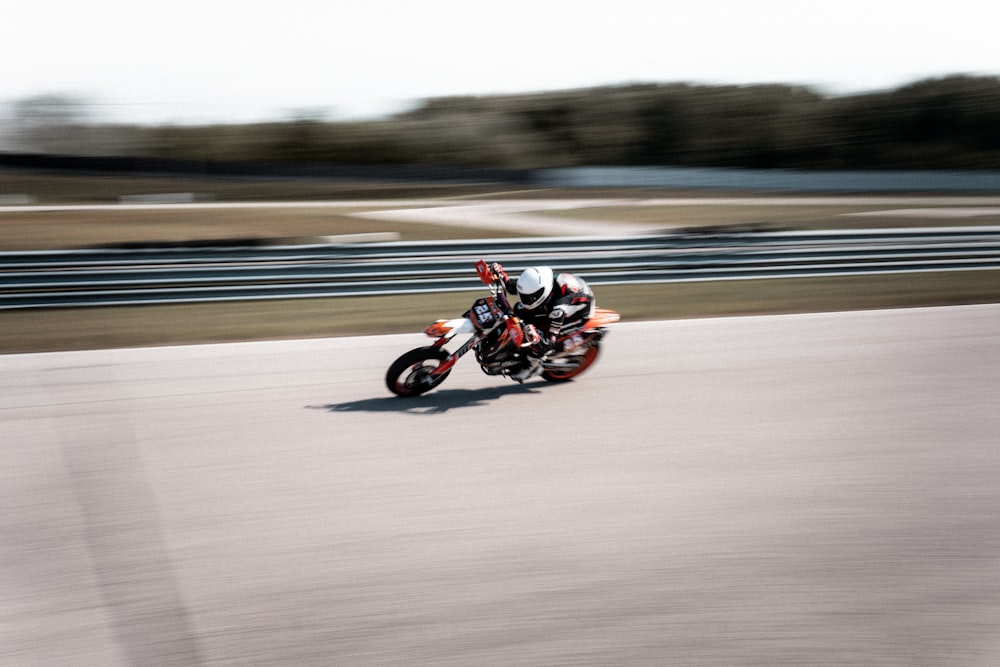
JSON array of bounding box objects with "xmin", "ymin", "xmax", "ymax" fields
[{"xmin": 5, "ymin": 75, "xmax": 1000, "ymax": 170}]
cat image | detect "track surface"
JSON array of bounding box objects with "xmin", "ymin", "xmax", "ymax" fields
[{"xmin": 2, "ymin": 306, "xmax": 999, "ymax": 665}]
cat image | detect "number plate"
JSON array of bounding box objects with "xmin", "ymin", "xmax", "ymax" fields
[{"xmin": 470, "ymin": 297, "xmax": 500, "ymax": 328}]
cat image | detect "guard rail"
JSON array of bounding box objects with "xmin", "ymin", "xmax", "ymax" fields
[{"xmin": 3, "ymin": 228, "xmax": 1000, "ymax": 309}]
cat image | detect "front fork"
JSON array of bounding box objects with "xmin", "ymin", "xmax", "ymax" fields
[
  {"xmin": 428, "ymin": 331, "xmax": 483, "ymax": 377},
  {"xmin": 428, "ymin": 316, "xmax": 523, "ymax": 377}
]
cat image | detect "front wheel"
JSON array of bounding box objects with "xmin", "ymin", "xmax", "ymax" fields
[
  {"xmin": 541, "ymin": 343, "xmax": 600, "ymax": 382},
  {"xmin": 386, "ymin": 346, "xmax": 451, "ymax": 396}
]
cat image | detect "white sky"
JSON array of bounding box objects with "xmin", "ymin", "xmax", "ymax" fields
[{"xmin": 2, "ymin": 0, "xmax": 999, "ymax": 125}]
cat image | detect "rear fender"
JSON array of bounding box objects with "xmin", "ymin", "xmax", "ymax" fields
[{"xmin": 584, "ymin": 308, "xmax": 621, "ymax": 330}]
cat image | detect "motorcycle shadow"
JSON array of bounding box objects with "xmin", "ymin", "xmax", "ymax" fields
[{"xmin": 316, "ymin": 382, "xmax": 544, "ymax": 415}]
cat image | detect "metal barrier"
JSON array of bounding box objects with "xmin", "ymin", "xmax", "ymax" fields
[{"xmin": 3, "ymin": 228, "xmax": 1000, "ymax": 309}]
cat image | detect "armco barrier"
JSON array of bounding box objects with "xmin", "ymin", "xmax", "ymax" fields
[{"xmin": 3, "ymin": 228, "xmax": 1000, "ymax": 309}]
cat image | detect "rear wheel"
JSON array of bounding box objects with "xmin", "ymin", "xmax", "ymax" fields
[
  {"xmin": 386, "ymin": 347, "xmax": 451, "ymax": 397},
  {"xmin": 541, "ymin": 343, "xmax": 600, "ymax": 382}
]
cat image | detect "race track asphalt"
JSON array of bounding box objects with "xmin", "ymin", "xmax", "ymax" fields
[{"xmin": 2, "ymin": 305, "xmax": 999, "ymax": 666}]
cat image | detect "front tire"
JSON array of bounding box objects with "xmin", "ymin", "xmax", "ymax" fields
[{"xmin": 386, "ymin": 346, "xmax": 451, "ymax": 396}]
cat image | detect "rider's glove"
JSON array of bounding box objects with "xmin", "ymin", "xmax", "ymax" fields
[
  {"xmin": 490, "ymin": 262, "xmax": 508, "ymax": 284},
  {"xmin": 520, "ymin": 322, "xmax": 541, "ymax": 347},
  {"xmin": 522, "ymin": 326, "xmax": 555, "ymax": 358},
  {"xmin": 528, "ymin": 338, "xmax": 555, "ymax": 359}
]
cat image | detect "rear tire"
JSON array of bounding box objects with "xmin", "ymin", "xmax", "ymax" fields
[
  {"xmin": 541, "ymin": 343, "xmax": 600, "ymax": 383},
  {"xmin": 386, "ymin": 346, "xmax": 451, "ymax": 396}
]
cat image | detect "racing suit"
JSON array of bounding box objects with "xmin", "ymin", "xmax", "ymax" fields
[
  {"xmin": 506, "ymin": 272, "xmax": 595, "ymax": 341},
  {"xmin": 501, "ymin": 270, "xmax": 595, "ymax": 380}
]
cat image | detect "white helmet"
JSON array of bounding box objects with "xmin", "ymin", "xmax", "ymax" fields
[{"xmin": 516, "ymin": 266, "xmax": 554, "ymax": 310}]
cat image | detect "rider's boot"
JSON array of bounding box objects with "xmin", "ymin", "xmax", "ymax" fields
[
  {"xmin": 510, "ymin": 341, "xmax": 551, "ymax": 383},
  {"xmin": 510, "ymin": 358, "xmax": 542, "ymax": 383}
]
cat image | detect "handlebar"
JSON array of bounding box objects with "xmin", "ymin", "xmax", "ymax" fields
[{"xmin": 475, "ymin": 259, "xmax": 514, "ymax": 316}]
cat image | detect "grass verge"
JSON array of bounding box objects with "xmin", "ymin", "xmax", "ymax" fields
[{"xmin": 3, "ymin": 271, "xmax": 998, "ymax": 354}]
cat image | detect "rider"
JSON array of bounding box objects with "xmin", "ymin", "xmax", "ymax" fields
[{"xmin": 491, "ymin": 263, "xmax": 596, "ymax": 382}]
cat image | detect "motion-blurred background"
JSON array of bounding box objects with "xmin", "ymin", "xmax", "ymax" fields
[{"xmin": 3, "ymin": 3, "xmax": 1000, "ymax": 666}]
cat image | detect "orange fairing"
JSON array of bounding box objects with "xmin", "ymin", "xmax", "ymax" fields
[{"xmin": 505, "ymin": 318, "xmax": 525, "ymax": 347}]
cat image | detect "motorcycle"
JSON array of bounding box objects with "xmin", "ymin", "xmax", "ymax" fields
[{"xmin": 385, "ymin": 260, "xmax": 620, "ymax": 397}]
